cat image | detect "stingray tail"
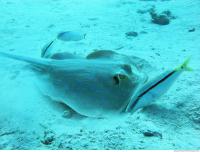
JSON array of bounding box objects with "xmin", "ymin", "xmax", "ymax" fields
[{"xmin": 0, "ymin": 51, "xmax": 50, "ymax": 69}]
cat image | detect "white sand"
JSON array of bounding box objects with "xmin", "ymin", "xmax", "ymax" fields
[{"xmin": 0, "ymin": 0, "xmax": 200, "ymax": 149}]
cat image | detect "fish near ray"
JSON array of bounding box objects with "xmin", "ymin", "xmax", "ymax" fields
[
  {"xmin": 125, "ymin": 58, "xmax": 192, "ymax": 113},
  {"xmin": 57, "ymin": 31, "xmax": 86, "ymax": 41}
]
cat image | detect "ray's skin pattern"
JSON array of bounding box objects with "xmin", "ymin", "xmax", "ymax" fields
[{"xmin": 0, "ymin": 49, "xmax": 148, "ymax": 117}]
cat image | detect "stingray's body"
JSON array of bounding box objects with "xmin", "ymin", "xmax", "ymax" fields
[
  {"xmin": 0, "ymin": 49, "xmax": 150, "ymax": 117},
  {"xmin": 42, "ymin": 58, "xmax": 144, "ymax": 117}
]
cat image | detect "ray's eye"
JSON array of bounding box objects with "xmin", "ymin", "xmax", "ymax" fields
[{"xmin": 113, "ymin": 74, "xmax": 127, "ymax": 85}]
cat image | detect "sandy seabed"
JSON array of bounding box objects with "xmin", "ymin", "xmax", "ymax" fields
[{"xmin": 0, "ymin": 0, "xmax": 200, "ymax": 150}]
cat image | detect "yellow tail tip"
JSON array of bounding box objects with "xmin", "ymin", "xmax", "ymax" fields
[{"xmin": 175, "ymin": 57, "xmax": 193, "ymax": 71}]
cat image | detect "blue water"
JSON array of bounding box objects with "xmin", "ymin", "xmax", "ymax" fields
[{"xmin": 0, "ymin": 0, "xmax": 200, "ymax": 150}]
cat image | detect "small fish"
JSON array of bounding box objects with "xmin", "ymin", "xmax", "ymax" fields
[
  {"xmin": 125, "ymin": 58, "xmax": 192, "ymax": 112},
  {"xmin": 57, "ymin": 31, "xmax": 86, "ymax": 41},
  {"xmin": 41, "ymin": 40, "xmax": 55, "ymax": 58},
  {"xmin": 41, "ymin": 31, "xmax": 86, "ymax": 58}
]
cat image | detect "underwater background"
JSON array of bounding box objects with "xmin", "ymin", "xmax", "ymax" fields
[{"xmin": 0, "ymin": 0, "xmax": 200, "ymax": 150}]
